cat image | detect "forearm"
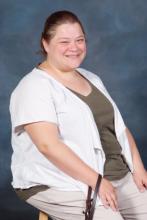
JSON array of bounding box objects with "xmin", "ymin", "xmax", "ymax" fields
[
  {"xmin": 41, "ymin": 141, "xmax": 98, "ymax": 190},
  {"xmin": 126, "ymin": 127, "xmax": 145, "ymax": 170}
]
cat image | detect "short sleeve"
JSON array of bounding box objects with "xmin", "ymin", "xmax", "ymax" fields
[{"xmin": 10, "ymin": 75, "xmax": 58, "ymax": 134}]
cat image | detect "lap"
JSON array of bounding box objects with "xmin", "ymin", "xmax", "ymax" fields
[
  {"xmin": 25, "ymin": 173, "xmax": 147, "ymax": 220},
  {"xmin": 26, "ymin": 188, "xmax": 123, "ymax": 220},
  {"xmin": 113, "ymin": 172, "xmax": 147, "ymax": 220}
]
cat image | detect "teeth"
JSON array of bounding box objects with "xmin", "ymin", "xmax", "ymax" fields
[{"xmin": 66, "ymin": 55, "xmax": 78, "ymax": 57}]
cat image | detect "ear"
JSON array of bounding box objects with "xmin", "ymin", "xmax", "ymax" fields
[{"xmin": 42, "ymin": 39, "xmax": 50, "ymax": 54}]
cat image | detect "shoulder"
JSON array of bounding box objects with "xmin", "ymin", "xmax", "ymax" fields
[
  {"xmin": 9, "ymin": 68, "xmax": 56, "ymax": 111},
  {"xmin": 15, "ymin": 68, "xmax": 50, "ymax": 88},
  {"xmin": 11, "ymin": 68, "xmax": 52, "ymax": 97}
]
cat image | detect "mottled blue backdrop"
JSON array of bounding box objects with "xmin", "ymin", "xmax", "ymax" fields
[{"xmin": 0, "ymin": 0, "xmax": 147, "ymax": 219}]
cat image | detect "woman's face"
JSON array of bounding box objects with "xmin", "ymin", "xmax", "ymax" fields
[{"xmin": 43, "ymin": 22, "xmax": 86, "ymax": 72}]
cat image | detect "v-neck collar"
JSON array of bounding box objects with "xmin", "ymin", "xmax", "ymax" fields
[
  {"xmin": 34, "ymin": 67, "xmax": 109, "ymax": 103},
  {"xmin": 35, "ymin": 67, "xmax": 93, "ymax": 96}
]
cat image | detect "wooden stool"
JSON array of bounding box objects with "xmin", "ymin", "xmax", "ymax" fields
[{"xmin": 39, "ymin": 211, "xmax": 48, "ymax": 220}]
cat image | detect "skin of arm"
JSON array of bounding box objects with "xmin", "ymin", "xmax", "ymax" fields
[
  {"xmin": 126, "ymin": 127, "xmax": 147, "ymax": 192},
  {"xmin": 24, "ymin": 121, "xmax": 98, "ymax": 189},
  {"xmin": 24, "ymin": 121, "xmax": 118, "ymax": 211}
]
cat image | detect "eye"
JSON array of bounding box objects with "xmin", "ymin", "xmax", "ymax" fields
[
  {"xmin": 77, "ymin": 38, "xmax": 85, "ymax": 43},
  {"xmin": 60, "ymin": 41, "xmax": 69, "ymax": 44}
]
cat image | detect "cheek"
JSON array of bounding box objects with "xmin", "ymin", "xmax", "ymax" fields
[
  {"xmin": 57, "ymin": 46, "xmax": 68, "ymax": 55},
  {"xmin": 81, "ymin": 45, "xmax": 87, "ymax": 56},
  {"xmin": 80, "ymin": 43, "xmax": 87, "ymax": 52}
]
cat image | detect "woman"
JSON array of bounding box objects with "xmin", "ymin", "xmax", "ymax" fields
[{"xmin": 10, "ymin": 10, "xmax": 147, "ymax": 220}]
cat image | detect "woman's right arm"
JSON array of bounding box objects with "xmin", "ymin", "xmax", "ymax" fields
[{"xmin": 24, "ymin": 121, "xmax": 118, "ymax": 211}]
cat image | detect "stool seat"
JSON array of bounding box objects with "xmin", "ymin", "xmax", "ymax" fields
[{"xmin": 39, "ymin": 211, "xmax": 48, "ymax": 220}]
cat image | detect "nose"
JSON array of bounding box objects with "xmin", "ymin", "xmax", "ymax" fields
[{"xmin": 69, "ymin": 41, "xmax": 78, "ymax": 51}]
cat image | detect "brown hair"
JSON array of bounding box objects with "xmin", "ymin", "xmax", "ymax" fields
[{"xmin": 40, "ymin": 10, "xmax": 86, "ymax": 56}]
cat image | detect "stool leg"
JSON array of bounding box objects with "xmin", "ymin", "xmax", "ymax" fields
[{"xmin": 39, "ymin": 211, "xmax": 48, "ymax": 220}]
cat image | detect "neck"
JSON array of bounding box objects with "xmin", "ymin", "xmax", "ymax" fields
[{"xmin": 39, "ymin": 60, "xmax": 78, "ymax": 81}]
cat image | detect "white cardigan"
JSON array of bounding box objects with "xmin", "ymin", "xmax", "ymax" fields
[{"xmin": 10, "ymin": 67, "xmax": 133, "ymax": 205}]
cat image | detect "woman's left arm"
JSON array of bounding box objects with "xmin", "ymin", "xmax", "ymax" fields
[{"xmin": 126, "ymin": 127, "xmax": 147, "ymax": 192}]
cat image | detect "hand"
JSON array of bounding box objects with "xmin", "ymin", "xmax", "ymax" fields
[
  {"xmin": 98, "ymin": 178, "xmax": 118, "ymax": 211},
  {"xmin": 133, "ymin": 168, "xmax": 147, "ymax": 192}
]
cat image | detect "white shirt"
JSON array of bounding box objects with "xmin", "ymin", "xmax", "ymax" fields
[{"xmin": 10, "ymin": 67, "xmax": 133, "ymax": 204}]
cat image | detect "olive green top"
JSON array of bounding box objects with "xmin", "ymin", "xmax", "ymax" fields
[{"xmin": 68, "ymin": 79, "xmax": 130, "ymax": 181}]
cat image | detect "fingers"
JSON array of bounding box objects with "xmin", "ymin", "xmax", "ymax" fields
[
  {"xmin": 99, "ymin": 178, "xmax": 118, "ymax": 211},
  {"xmin": 101, "ymin": 195, "xmax": 109, "ymax": 209},
  {"xmin": 142, "ymin": 174, "xmax": 147, "ymax": 189},
  {"xmin": 101, "ymin": 193, "xmax": 118, "ymax": 211},
  {"xmin": 133, "ymin": 176, "xmax": 147, "ymax": 192},
  {"xmin": 143, "ymin": 181, "xmax": 147, "ymax": 189},
  {"xmin": 133, "ymin": 170, "xmax": 147, "ymax": 192},
  {"xmin": 137, "ymin": 181, "xmax": 146, "ymax": 192},
  {"xmin": 106, "ymin": 193, "xmax": 118, "ymax": 211}
]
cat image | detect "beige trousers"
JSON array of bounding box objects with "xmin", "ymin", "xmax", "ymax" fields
[{"xmin": 26, "ymin": 173, "xmax": 147, "ymax": 220}]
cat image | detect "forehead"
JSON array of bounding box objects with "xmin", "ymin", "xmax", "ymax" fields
[{"xmin": 53, "ymin": 23, "xmax": 84, "ymax": 39}]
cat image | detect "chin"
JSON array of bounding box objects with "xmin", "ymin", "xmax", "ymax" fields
[
  {"xmin": 62, "ymin": 63, "xmax": 80, "ymax": 72},
  {"xmin": 68, "ymin": 59, "xmax": 83, "ymax": 68},
  {"xmin": 68, "ymin": 63, "xmax": 81, "ymax": 70}
]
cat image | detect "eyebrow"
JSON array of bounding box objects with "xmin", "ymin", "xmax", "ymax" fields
[{"xmin": 57, "ymin": 35, "xmax": 85, "ymax": 40}]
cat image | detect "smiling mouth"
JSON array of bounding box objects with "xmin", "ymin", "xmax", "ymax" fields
[{"xmin": 65, "ymin": 54, "xmax": 80, "ymax": 58}]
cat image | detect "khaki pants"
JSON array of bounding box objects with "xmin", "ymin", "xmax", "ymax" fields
[{"xmin": 26, "ymin": 173, "xmax": 147, "ymax": 220}]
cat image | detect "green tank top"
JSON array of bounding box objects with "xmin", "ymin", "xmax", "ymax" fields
[{"xmin": 68, "ymin": 78, "xmax": 130, "ymax": 181}]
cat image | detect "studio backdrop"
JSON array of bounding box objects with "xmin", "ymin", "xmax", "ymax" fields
[{"xmin": 0, "ymin": 0, "xmax": 147, "ymax": 219}]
